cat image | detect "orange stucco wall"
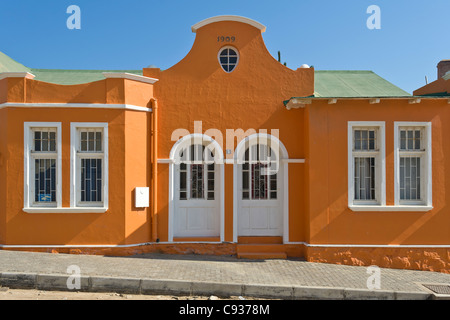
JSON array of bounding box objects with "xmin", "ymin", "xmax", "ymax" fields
[
  {"xmin": 306, "ymin": 99, "xmax": 450, "ymax": 246},
  {"xmin": 0, "ymin": 72, "xmax": 154, "ymax": 246}
]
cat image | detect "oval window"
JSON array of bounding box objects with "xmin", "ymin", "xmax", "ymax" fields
[{"xmin": 218, "ymin": 47, "xmax": 239, "ymax": 73}]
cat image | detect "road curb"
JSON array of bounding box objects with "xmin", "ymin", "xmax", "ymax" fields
[{"xmin": 0, "ymin": 271, "xmax": 433, "ymax": 300}]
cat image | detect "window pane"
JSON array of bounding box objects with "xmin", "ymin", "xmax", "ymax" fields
[
  {"xmin": 180, "ymin": 171, "xmax": 186, "ymax": 190},
  {"xmin": 95, "ymin": 132, "xmax": 102, "ymax": 151},
  {"xmin": 407, "ymin": 131, "xmax": 414, "ymax": 150},
  {"xmin": 88, "ymin": 132, "xmax": 95, "ymax": 151},
  {"xmin": 354, "ymin": 157, "xmax": 376, "ymax": 201},
  {"xmin": 81, "ymin": 158, "xmax": 102, "ymax": 202},
  {"xmin": 34, "ymin": 159, "xmax": 56, "ymax": 203},
  {"xmin": 42, "ymin": 132, "xmax": 49, "ymax": 151},
  {"xmin": 400, "ymin": 129, "xmax": 422, "ymax": 151},
  {"xmin": 219, "ymin": 47, "xmax": 238, "ymax": 73},
  {"xmin": 252, "ymin": 163, "xmax": 268, "ymax": 200},
  {"xmin": 80, "ymin": 130, "xmax": 103, "ymax": 152},
  {"xmin": 415, "ymin": 130, "xmax": 421, "ymax": 150},
  {"xmin": 34, "ymin": 131, "xmax": 41, "ymax": 151},
  {"xmin": 190, "ymin": 164, "xmax": 204, "ymax": 199},
  {"xmin": 354, "ymin": 129, "xmax": 376, "ymax": 151},
  {"xmin": 399, "ymin": 156, "xmax": 421, "ymax": 201},
  {"xmin": 243, "ymin": 171, "xmax": 249, "ymax": 190},
  {"xmin": 400, "ymin": 130, "xmax": 406, "ymax": 150}
]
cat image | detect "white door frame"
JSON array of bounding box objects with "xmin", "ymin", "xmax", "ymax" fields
[
  {"xmin": 233, "ymin": 133, "xmax": 289, "ymax": 243},
  {"xmin": 168, "ymin": 133, "xmax": 225, "ymax": 242}
]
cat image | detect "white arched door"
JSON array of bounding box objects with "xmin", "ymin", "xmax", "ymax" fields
[
  {"xmin": 235, "ymin": 134, "xmax": 287, "ymax": 239},
  {"xmin": 170, "ymin": 135, "xmax": 223, "ymax": 239}
]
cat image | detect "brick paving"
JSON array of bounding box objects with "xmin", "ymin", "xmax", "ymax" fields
[{"xmin": 1, "ymin": 250, "xmax": 450, "ymax": 294}]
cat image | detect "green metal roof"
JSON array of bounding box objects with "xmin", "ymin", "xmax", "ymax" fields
[
  {"xmin": 0, "ymin": 51, "xmax": 31, "ymax": 73},
  {"xmin": 313, "ymin": 70, "xmax": 411, "ymax": 98},
  {"xmin": 0, "ymin": 51, "xmax": 143, "ymax": 85},
  {"xmin": 29, "ymin": 69, "xmax": 143, "ymax": 85},
  {"xmin": 0, "ymin": 51, "xmax": 410, "ymax": 98}
]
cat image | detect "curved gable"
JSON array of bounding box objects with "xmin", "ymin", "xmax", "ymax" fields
[{"xmin": 191, "ymin": 15, "xmax": 266, "ymax": 33}]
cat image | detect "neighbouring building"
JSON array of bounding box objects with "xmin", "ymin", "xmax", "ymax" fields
[{"xmin": 1, "ymin": 15, "xmax": 450, "ymax": 273}]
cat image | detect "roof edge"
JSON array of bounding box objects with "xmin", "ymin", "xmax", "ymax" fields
[
  {"xmin": 191, "ymin": 15, "xmax": 266, "ymax": 33},
  {"xmin": 102, "ymin": 72, "xmax": 158, "ymax": 84},
  {"xmin": 0, "ymin": 72, "xmax": 35, "ymax": 81}
]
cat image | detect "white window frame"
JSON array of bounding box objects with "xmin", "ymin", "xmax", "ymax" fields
[
  {"xmin": 218, "ymin": 46, "xmax": 239, "ymax": 73},
  {"xmin": 394, "ymin": 122, "xmax": 432, "ymax": 207},
  {"xmin": 24, "ymin": 122, "xmax": 62, "ymax": 209},
  {"xmin": 348, "ymin": 122, "xmax": 386, "ymax": 208},
  {"xmin": 70, "ymin": 123, "xmax": 108, "ymax": 210}
]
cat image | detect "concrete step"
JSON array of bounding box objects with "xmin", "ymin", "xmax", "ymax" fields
[
  {"xmin": 237, "ymin": 244, "xmax": 285, "ymax": 253},
  {"xmin": 237, "ymin": 252, "xmax": 287, "ymax": 260},
  {"xmin": 237, "ymin": 236, "xmax": 283, "ymax": 244},
  {"xmin": 237, "ymin": 244, "xmax": 287, "ymax": 260}
]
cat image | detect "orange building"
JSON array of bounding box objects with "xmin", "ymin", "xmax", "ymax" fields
[{"xmin": 1, "ymin": 15, "xmax": 450, "ymax": 273}]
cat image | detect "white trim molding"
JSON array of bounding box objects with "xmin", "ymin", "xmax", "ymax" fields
[
  {"xmin": 0, "ymin": 103, "xmax": 152, "ymax": 113},
  {"xmin": 23, "ymin": 207, "xmax": 108, "ymax": 214},
  {"xmin": 158, "ymin": 158, "xmax": 305, "ymax": 165},
  {"xmin": 349, "ymin": 205, "xmax": 433, "ymax": 212},
  {"xmin": 0, "ymin": 72, "xmax": 35, "ymax": 80},
  {"xmin": 102, "ymin": 72, "xmax": 159, "ymax": 84},
  {"xmin": 192, "ymin": 15, "xmax": 266, "ymax": 33},
  {"xmin": 2, "ymin": 240, "xmax": 450, "ymax": 249},
  {"xmin": 287, "ymin": 242, "xmax": 450, "ymax": 248}
]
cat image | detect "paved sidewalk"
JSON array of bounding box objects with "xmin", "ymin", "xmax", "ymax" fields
[{"xmin": 0, "ymin": 250, "xmax": 450, "ymax": 299}]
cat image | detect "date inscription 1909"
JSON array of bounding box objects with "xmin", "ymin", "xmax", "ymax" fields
[{"xmin": 217, "ymin": 36, "xmax": 236, "ymax": 42}]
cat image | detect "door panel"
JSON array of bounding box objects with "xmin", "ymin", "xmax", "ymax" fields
[{"xmin": 174, "ymin": 163, "xmax": 220, "ymax": 238}]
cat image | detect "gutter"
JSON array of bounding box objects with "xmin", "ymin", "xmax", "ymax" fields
[
  {"xmin": 151, "ymin": 99, "xmax": 159, "ymax": 242},
  {"xmin": 284, "ymin": 96, "xmax": 450, "ymax": 110}
]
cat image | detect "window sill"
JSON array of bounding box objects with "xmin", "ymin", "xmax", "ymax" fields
[
  {"xmin": 23, "ymin": 207, "xmax": 108, "ymax": 214},
  {"xmin": 349, "ymin": 205, "xmax": 433, "ymax": 212}
]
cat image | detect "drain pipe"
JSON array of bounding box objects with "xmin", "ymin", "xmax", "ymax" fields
[{"xmin": 151, "ymin": 98, "xmax": 159, "ymax": 242}]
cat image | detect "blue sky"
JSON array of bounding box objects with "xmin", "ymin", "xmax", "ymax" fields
[{"xmin": 0, "ymin": 0, "xmax": 448, "ymax": 94}]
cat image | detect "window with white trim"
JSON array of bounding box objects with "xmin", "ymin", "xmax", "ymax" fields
[
  {"xmin": 395, "ymin": 123, "xmax": 432, "ymax": 206},
  {"xmin": 24, "ymin": 123, "xmax": 62, "ymax": 208},
  {"xmin": 348, "ymin": 122, "xmax": 385, "ymax": 206},
  {"xmin": 71, "ymin": 123, "xmax": 108, "ymax": 208}
]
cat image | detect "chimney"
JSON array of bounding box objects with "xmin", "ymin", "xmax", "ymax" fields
[{"xmin": 437, "ymin": 60, "xmax": 450, "ymax": 79}]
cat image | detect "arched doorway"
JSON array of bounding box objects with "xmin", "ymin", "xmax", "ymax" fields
[
  {"xmin": 233, "ymin": 133, "xmax": 289, "ymax": 242},
  {"xmin": 168, "ymin": 134, "xmax": 224, "ymax": 241}
]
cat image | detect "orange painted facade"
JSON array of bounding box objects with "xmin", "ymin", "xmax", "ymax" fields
[{"xmin": 1, "ymin": 16, "xmax": 450, "ymax": 273}]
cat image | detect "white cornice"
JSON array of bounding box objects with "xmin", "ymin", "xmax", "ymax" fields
[
  {"xmin": 192, "ymin": 15, "xmax": 266, "ymax": 33},
  {"xmin": 0, "ymin": 103, "xmax": 152, "ymax": 112},
  {"xmin": 0, "ymin": 72, "xmax": 35, "ymax": 81},
  {"xmin": 102, "ymin": 72, "xmax": 159, "ymax": 84}
]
